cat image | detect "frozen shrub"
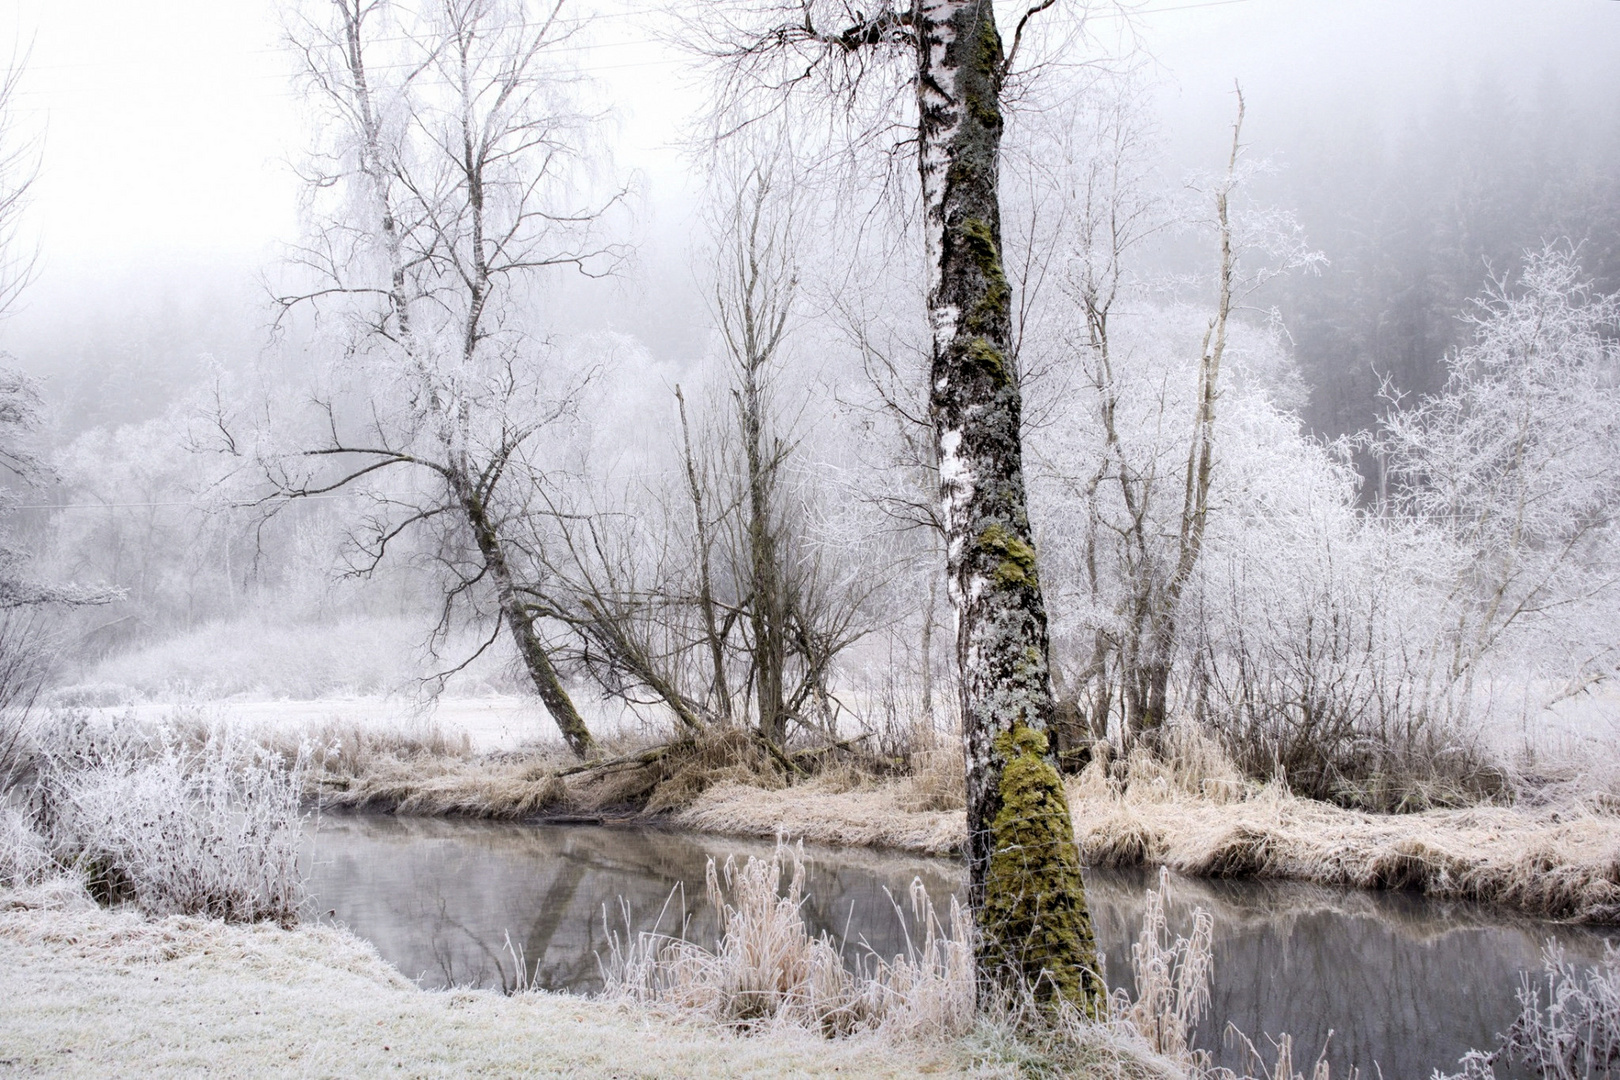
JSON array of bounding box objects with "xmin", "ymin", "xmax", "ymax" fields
[
  {"xmin": 0, "ymin": 799, "xmax": 51, "ymax": 887},
  {"xmin": 1442, "ymin": 942, "xmax": 1620, "ymax": 1079},
  {"xmin": 1109, "ymin": 871, "xmax": 1354, "ymax": 1079},
  {"xmin": 0, "ymin": 612, "xmax": 49, "ymax": 794},
  {"xmin": 35, "ymin": 720, "xmax": 308, "ymax": 925},
  {"xmin": 1113, "ymin": 868, "xmax": 1214, "ymax": 1061},
  {"xmin": 601, "ymin": 842, "xmax": 973, "ymax": 1038}
]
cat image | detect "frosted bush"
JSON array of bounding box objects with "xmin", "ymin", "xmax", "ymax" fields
[
  {"xmin": 1112, "ymin": 868, "xmax": 1214, "ymax": 1060},
  {"xmin": 35, "ymin": 721, "xmax": 308, "ymax": 925},
  {"xmin": 0, "ymin": 799, "xmax": 52, "ymax": 887},
  {"xmin": 601, "ymin": 842, "xmax": 973, "ymax": 1038},
  {"xmin": 1442, "ymin": 943, "xmax": 1620, "ymax": 1080}
]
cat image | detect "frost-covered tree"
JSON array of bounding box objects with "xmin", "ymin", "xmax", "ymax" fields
[
  {"xmin": 690, "ymin": 0, "xmax": 1103, "ymax": 1013},
  {"xmin": 0, "ymin": 59, "xmax": 113, "ymax": 613},
  {"xmin": 530, "ymin": 157, "xmax": 878, "ymax": 748},
  {"xmin": 1381, "ymin": 244, "xmax": 1620, "ymax": 698},
  {"xmin": 1026, "ymin": 86, "xmax": 1318, "ymax": 753},
  {"xmin": 264, "ymin": 0, "xmax": 623, "ymax": 755}
]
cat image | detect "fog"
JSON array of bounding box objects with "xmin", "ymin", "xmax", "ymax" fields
[
  {"xmin": 7, "ymin": 4, "xmax": 1620, "ymax": 1074},
  {"xmin": 0, "ymin": 0, "xmax": 1617, "ymax": 756},
  {"xmin": 7, "ymin": 1, "xmax": 1618, "ymax": 432}
]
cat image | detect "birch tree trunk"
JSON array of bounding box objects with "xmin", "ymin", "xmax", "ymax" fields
[{"xmin": 917, "ymin": 0, "xmax": 1102, "ymax": 1012}]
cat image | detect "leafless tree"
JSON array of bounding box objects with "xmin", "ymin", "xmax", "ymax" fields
[
  {"xmin": 0, "ymin": 58, "xmax": 36, "ymax": 322},
  {"xmin": 1047, "ymin": 87, "xmax": 1319, "ymax": 752},
  {"xmin": 715, "ymin": 159, "xmax": 799, "ymax": 745},
  {"xmin": 1381, "ymin": 244, "xmax": 1620, "ymax": 698},
  {"xmin": 530, "ymin": 157, "xmax": 873, "ymax": 751},
  {"xmin": 266, "ymin": 0, "xmax": 623, "ymax": 756}
]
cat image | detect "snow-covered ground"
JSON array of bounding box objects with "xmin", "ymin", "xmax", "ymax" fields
[
  {"xmin": 71, "ymin": 692, "xmax": 652, "ymax": 755},
  {"xmin": 0, "ymin": 898, "xmax": 968, "ymax": 1079}
]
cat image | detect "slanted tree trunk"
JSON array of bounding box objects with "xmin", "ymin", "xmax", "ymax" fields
[
  {"xmin": 456, "ymin": 479, "xmax": 595, "ymax": 758},
  {"xmin": 917, "ymin": 0, "xmax": 1102, "ymax": 1013},
  {"xmin": 294, "ymin": 0, "xmax": 598, "ymax": 757}
]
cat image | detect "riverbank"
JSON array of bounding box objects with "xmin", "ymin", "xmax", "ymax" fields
[
  {"xmin": 317, "ymin": 745, "xmax": 1620, "ymax": 923},
  {"xmin": 675, "ymin": 764, "xmax": 1620, "ymax": 924},
  {"xmin": 61, "ymin": 705, "xmax": 1620, "ymax": 926},
  {"xmin": 0, "ymin": 886, "xmax": 1174, "ymax": 1079}
]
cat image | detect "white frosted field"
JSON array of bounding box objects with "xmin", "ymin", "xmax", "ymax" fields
[{"xmin": 72, "ymin": 693, "xmax": 652, "ymax": 755}]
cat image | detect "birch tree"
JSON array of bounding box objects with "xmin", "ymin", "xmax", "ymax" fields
[
  {"xmin": 694, "ymin": 0, "xmax": 1102, "ymax": 1013},
  {"xmin": 1037, "ymin": 87, "xmax": 1318, "ymax": 752},
  {"xmin": 271, "ymin": 0, "xmax": 619, "ymax": 756}
]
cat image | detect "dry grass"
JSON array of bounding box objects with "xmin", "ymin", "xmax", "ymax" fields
[
  {"xmin": 1441, "ymin": 942, "xmax": 1620, "ymax": 1078},
  {"xmin": 677, "ymin": 775, "xmax": 968, "ymax": 854},
  {"xmin": 0, "ymin": 877, "xmax": 1192, "ymax": 1079},
  {"xmin": 1112, "ymin": 869, "xmax": 1215, "ymax": 1062},
  {"xmin": 1070, "ymin": 756, "xmax": 1620, "ymax": 923},
  {"xmin": 904, "ymin": 747, "xmax": 968, "ymax": 812},
  {"xmin": 140, "ymin": 707, "xmax": 1620, "ymax": 925},
  {"xmin": 0, "ymin": 812, "xmax": 1381, "ymax": 1080},
  {"xmin": 599, "ymin": 842, "xmax": 1360, "ymax": 1080},
  {"xmin": 600, "ymin": 841, "xmax": 1191, "ymax": 1077},
  {"xmin": 313, "ymin": 726, "xmax": 787, "ymax": 819},
  {"xmin": 678, "ymin": 730, "xmax": 1620, "ymax": 924},
  {"xmin": 602, "ymin": 841, "xmax": 976, "ymax": 1039},
  {"xmin": 315, "ymin": 751, "xmax": 571, "ymax": 818}
]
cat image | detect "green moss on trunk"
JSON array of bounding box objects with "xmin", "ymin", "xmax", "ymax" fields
[
  {"xmin": 978, "ymin": 522, "xmax": 1038, "ymax": 589},
  {"xmin": 921, "ymin": 0, "xmax": 1105, "ymax": 1022},
  {"xmin": 978, "ymin": 725, "xmax": 1104, "ymax": 1016}
]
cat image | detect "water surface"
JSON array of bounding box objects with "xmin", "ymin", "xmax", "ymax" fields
[{"xmin": 306, "ymin": 813, "xmax": 1612, "ymax": 1076}]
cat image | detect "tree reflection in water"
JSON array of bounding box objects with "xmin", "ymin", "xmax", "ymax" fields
[{"xmin": 305, "ymin": 814, "xmax": 1612, "ymax": 1076}]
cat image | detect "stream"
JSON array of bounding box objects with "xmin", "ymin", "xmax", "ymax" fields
[{"xmin": 305, "ymin": 813, "xmax": 1613, "ymax": 1076}]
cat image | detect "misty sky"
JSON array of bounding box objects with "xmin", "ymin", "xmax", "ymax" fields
[{"xmin": 2, "ymin": 0, "xmax": 1616, "ymax": 349}]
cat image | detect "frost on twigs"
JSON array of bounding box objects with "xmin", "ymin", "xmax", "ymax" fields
[
  {"xmin": 601, "ymin": 841, "xmax": 974, "ymax": 1040},
  {"xmin": 978, "ymin": 724, "xmax": 1103, "ymax": 1016},
  {"xmin": 31, "ymin": 715, "xmax": 308, "ymax": 926},
  {"xmin": 1112, "ymin": 868, "xmax": 1212, "ymax": 1062},
  {"xmin": 0, "ymin": 799, "xmax": 52, "ymax": 889},
  {"xmin": 1441, "ymin": 941, "xmax": 1620, "ymax": 1080}
]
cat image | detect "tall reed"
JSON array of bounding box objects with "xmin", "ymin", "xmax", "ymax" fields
[{"xmin": 600, "ymin": 841, "xmax": 973, "ymax": 1038}]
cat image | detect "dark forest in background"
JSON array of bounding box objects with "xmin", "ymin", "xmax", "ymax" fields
[{"xmin": 1269, "ymin": 75, "xmax": 1620, "ymax": 451}]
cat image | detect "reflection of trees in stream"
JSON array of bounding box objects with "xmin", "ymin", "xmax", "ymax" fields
[
  {"xmin": 306, "ymin": 817, "xmax": 1611, "ymax": 1076},
  {"xmin": 304, "ymin": 816, "xmax": 964, "ymax": 994},
  {"xmin": 1086, "ymin": 868, "xmax": 1614, "ymax": 1076}
]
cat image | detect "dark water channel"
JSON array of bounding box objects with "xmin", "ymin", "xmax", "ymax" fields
[{"xmin": 305, "ymin": 813, "xmax": 1613, "ymax": 1076}]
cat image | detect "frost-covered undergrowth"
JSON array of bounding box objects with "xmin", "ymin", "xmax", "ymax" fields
[
  {"xmin": 1443, "ymin": 943, "xmax": 1620, "ymax": 1079},
  {"xmin": 0, "ymin": 800, "xmax": 52, "ymax": 888},
  {"xmin": 0, "ymin": 899, "xmax": 959, "ymax": 1080},
  {"xmin": 602, "ymin": 846, "xmax": 1358, "ymax": 1079},
  {"xmin": 603, "ymin": 842, "xmax": 976, "ymax": 1041},
  {"xmin": 675, "ymin": 733, "xmax": 1620, "ymax": 925},
  {"xmin": 4, "ymin": 712, "xmax": 307, "ymax": 924}
]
